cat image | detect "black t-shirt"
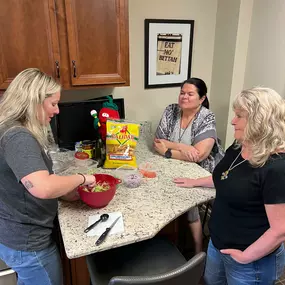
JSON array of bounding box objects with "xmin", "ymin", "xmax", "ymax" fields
[{"xmin": 209, "ymin": 144, "xmax": 285, "ymax": 251}]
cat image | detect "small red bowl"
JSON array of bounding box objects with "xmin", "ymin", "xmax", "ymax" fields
[{"xmin": 77, "ymin": 174, "xmax": 121, "ymax": 208}]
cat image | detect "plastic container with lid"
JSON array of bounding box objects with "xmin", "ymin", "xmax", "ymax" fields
[
  {"xmin": 48, "ymin": 147, "xmax": 74, "ymax": 174},
  {"xmin": 115, "ymin": 165, "xmax": 143, "ymax": 188},
  {"xmin": 74, "ymin": 151, "xmax": 92, "ymax": 167}
]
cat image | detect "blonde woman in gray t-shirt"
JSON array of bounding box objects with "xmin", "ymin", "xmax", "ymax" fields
[{"xmin": 0, "ymin": 68, "xmax": 96, "ymax": 285}]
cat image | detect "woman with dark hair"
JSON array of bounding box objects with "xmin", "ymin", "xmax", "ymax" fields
[{"xmin": 154, "ymin": 77, "xmax": 224, "ymax": 253}]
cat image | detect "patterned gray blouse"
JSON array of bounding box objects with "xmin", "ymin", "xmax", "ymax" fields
[{"xmin": 155, "ymin": 104, "xmax": 224, "ymax": 173}]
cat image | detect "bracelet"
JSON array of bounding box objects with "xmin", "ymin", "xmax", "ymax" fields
[{"xmin": 78, "ymin": 173, "xmax": 86, "ymax": 186}]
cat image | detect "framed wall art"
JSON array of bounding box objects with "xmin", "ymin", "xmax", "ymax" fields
[{"xmin": 144, "ymin": 19, "xmax": 194, "ymax": 89}]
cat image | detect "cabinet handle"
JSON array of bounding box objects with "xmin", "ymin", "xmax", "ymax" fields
[
  {"xmin": 72, "ymin": 60, "xmax": 77, "ymax": 77},
  {"xmin": 55, "ymin": 61, "xmax": 60, "ymax": 78}
]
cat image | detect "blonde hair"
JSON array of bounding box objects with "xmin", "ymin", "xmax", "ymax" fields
[
  {"xmin": 0, "ymin": 68, "xmax": 61, "ymax": 148},
  {"xmin": 233, "ymin": 87, "xmax": 285, "ymax": 167}
]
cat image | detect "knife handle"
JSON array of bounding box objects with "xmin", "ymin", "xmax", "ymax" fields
[
  {"xmin": 84, "ymin": 219, "xmax": 100, "ymax": 233},
  {"xmin": 95, "ymin": 227, "xmax": 111, "ymax": 246}
]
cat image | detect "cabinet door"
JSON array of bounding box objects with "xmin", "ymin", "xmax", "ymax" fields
[
  {"xmin": 64, "ymin": 0, "xmax": 129, "ymax": 86},
  {"xmin": 0, "ymin": 0, "xmax": 60, "ymax": 89}
]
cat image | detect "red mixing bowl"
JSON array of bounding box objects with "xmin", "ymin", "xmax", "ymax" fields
[{"xmin": 77, "ymin": 174, "xmax": 121, "ymax": 208}]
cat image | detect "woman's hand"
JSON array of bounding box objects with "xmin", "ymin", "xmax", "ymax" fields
[
  {"xmin": 181, "ymin": 146, "xmax": 200, "ymax": 162},
  {"xmin": 62, "ymin": 175, "xmax": 96, "ymax": 201},
  {"xmin": 154, "ymin": 139, "xmax": 181, "ymax": 151},
  {"xmin": 154, "ymin": 138, "xmax": 169, "ymax": 148},
  {"xmin": 220, "ymin": 249, "xmax": 251, "ymax": 264},
  {"xmin": 174, "ymin": 176, "xmax": 214, "ymax": 188},
  {"xmin": 154, "ymin": 139, "xmax": 167, "ymax": 155},
  {"xmin": 173, "ymin": 178, "xmax": 197, "ymax": 188},
  {"xmin": 83, "ymin": 175, "xmax": 96, "ymax": 188}
]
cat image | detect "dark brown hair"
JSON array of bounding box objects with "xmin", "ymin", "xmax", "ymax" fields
[{"xmin": 181, "ymin": 77, "xmax": 209, "ymax": 109}]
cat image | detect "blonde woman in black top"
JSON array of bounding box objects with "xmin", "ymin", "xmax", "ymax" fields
[{"xmin": 174, "ymin": 87, "xmax": 285, "ymax": 284}]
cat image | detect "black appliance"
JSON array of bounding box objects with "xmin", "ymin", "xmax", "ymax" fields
[{"xmin": 50, "ymin": 97, "xmax": 125, "ymax": 150}]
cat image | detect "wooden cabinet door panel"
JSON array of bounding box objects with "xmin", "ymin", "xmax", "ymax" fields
[
  {"xmin": 64, "ymin": 0, "xmax": 129, "ymax": 86},
  {"xmin": 0, "ymin": 0, "xmax": 60, "ymax": 89}
]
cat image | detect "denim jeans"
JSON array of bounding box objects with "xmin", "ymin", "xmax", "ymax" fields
[
  {"xmin": 204, "ymin": 239, "xmax": 285, "ymax": 285},
  {"xmin": 0, "ymin": 242, "xmax": 62, "ymax": 285}
]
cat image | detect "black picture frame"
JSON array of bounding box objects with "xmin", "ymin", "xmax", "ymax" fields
[{"xmin": 144, "ymin": 19, "xmax": 195, "ymax": 89}]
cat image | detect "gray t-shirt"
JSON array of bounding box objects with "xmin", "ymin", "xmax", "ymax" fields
[
  {"xmin": 0, "ymin": 127, "xmax": 57, "ymax": 251},
  {"xmin": 170, "ymin": 118, "xmax": 193, "ymax": 145}
]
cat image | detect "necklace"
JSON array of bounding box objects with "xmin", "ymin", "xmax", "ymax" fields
[
  {"xmin": 178, "ymin": 115, "xmax": 194, "ymax": 143},
  {"xmin": 220, "ymin": 151, "xmax": 246, "ymax": 180}
]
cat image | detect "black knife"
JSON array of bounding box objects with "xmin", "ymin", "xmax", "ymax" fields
[{"xmin": 95, "ymin": 216, "xmax": 121, "ymax": 246}]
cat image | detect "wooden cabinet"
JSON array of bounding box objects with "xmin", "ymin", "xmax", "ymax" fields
[
  {"xmin": 0, "ymin": 0, "xmax": 129, "ymax": 90},
  {"xmin": 64, "ymin": 0, "xmax": 129, "ymax": 86},
  {"xmin": 0, "ymin": 0, "xmax": 60, "ymax": 89}
]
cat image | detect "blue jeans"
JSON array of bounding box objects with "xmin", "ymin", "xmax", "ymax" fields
[
  {"xmin": 0, "ymin": 242, "xmax": 62, "ymax": 285},
  {"xmin": 204, "ymin": 239, "xmax": 285, "ymax": 285}
]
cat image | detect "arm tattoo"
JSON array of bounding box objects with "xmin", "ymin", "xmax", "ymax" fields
[{"xmin": 24, "ymin": 180, "xmax": 34, "ymax": 190}]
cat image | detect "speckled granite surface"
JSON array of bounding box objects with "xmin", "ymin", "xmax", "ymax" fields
[{"xmin": 57, "ymin": 131, "xmax": 216, "ymax": 259}]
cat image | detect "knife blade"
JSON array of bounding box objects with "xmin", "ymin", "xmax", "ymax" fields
[{"xmin": 95, "ymin": 216, "xmax": 121, "ymax": 246}]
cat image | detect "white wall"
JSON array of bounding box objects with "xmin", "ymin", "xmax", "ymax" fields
[
  {"xmin": 210, "ymin": 0, "xmax": 285, "ymax": 148},
  {"xmin": 61, "ymin": 0, "xmax": 218, "ymax": 132},
  {"xmin": 225, "ymin": 0, "xmax": 254, "ymax": 147},
  {"xmin": 223, "ymin": 0, "xmax": 285, "ymax": 147},
  {"xmin": 209, "ymin": 0, "xmax": 241, "ymax": 146},
  {"xmin": 243, "ymin": 0, "xmax": 285, "ymax": 97}
]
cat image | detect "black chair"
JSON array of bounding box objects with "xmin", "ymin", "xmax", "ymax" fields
[
  {"xmin": 201, "ymin": 199, "xmax": 215, "ymax": 238},
  {"xmin": 86, "ymin": 236, "xmax": 206, "ymax": 285}
]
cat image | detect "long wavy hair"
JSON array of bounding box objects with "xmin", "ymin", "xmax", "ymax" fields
[
  {"xmin": 0, "ymin": 68, "xmax": 60, "ymax": 148},
  {"xmin": 233, "ymin": 87, "xmax": 285, "ymax": 167}
]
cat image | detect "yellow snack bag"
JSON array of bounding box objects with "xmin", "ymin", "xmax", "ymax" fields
[{"xmin": 103, "ymin": 120, "xmax": 140, "ymax": 169}]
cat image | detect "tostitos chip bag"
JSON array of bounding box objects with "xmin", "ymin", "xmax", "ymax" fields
[{"xmin": 103, "ymin": 120, "xmax": 140, "ymax": 169}]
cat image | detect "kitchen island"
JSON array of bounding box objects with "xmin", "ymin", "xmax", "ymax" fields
[
  {"xmin": 57, "ymin": 135, "xmax": 215, "ymax": 284},
  {"xmin": 58, "ymin": 144, "xmax": 214, "ymax": 258}
]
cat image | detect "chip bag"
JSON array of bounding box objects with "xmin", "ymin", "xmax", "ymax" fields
[{"xmin": 103, "ymin": 120, "xmax": 140, "ymax": 169}]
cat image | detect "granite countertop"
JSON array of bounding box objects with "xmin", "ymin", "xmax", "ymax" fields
[{"xmin": 57, "ymin": 138, "xmax": 215, "ymax": 259}]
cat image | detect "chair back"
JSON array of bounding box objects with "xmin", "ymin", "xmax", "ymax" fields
[{"xmin": 108, "ymin": 252, "xmax": 206, "ymax": 285}]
